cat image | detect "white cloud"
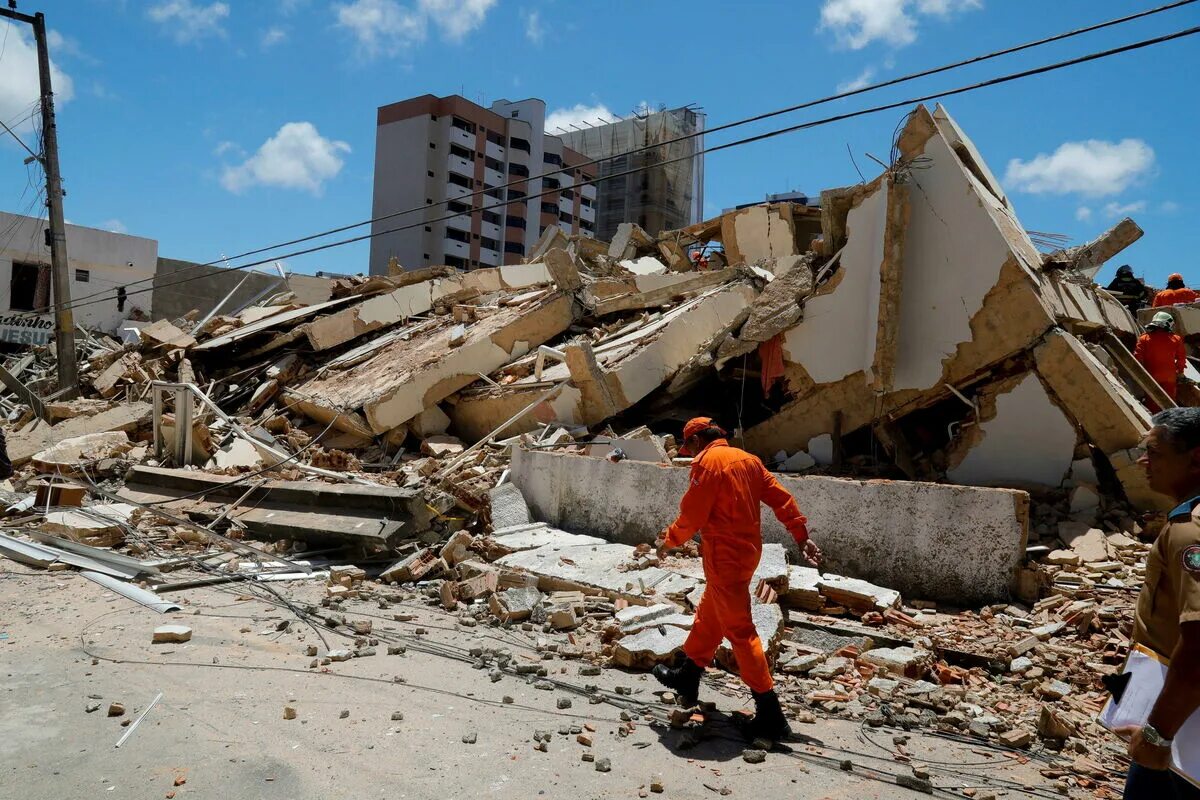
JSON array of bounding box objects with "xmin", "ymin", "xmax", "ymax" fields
[
  {"xmin": 837, "ymin": 66, "xmax": 876, "ymax": 92},
  {"xmin": 818, "ymin": 0, "xmax": 981, "ymax": 50},
  {"xmin": 1161, "ymin": 200, "xmax": 1181, "ymax": 214},
  {"xmin": 419, "ymin": 0, "xmax": 496, "ymax": 41},
  {"xmin": 334, "ymin": 0, "xmax": 494, "ymax": 57},
  {"xmin": 261, "ymin": 26, "xmax": 288, "ymax": 48},
  {"xmin": 100, "ymin": 219, "xmax": 128, "ymax": 234},
  {"xmin": 334, "ymin": 0, "xmax": 426, "ymax": 57},
  {"xmin": 1003, "ymin": 139, "xmax": 1155, "ymax": 198},
  {"xmin": 214, "ymin": 140, "xmax": 242, "ymax": 157},
  {"xmin": 545, "ymin": 103, "xmax": 614, "ymax": 133},
  {"xmin": 0, "ymin": 22, "xmax": 73, "ymax": 137},
  {"xmin": 1103, "ymin": 200, "xmax": 1147, "ymax": 219},
  {"xmin": 220, "ymin": 122, "xmax": 351, "ymax": 195},
  {"xmin": 147, "ymin": 0, "xmax": 230, "ymax": 43},
  {"xmin": 523, "ymin": 9, "xmax": 545, "ymax": 44},
  {"xmin": 1075, "ymin": 206, "xmax": 1092, "ymax": 222}
]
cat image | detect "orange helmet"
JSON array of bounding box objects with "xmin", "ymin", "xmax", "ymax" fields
[
  {"xmin": 679, "ymin": 417, "xmax": 725, "ymax": 455},
  {"xmin": 1169, "ymin": 273, "xmax": 1184, "ymax": 283}
]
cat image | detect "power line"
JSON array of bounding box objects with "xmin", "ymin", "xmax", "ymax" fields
[
  {"xmin": 13, "ymin": 21, "xmax": 1200, "ymax": 319},
  {"xmin": 28, "ymin": 0, "xmax": 1197, "ymax": 313}
]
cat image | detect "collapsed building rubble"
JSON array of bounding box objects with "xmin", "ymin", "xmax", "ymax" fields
[{"xmin": 0, "ymin": 102, "xmax": 1187, "ymax": 796}]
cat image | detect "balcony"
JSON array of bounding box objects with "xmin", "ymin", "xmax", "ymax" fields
[
  {"xmin": 449, "ymin": 127, "xmax": 475, "ymax": 149},
  {"xmin": 443, "ymin": 238, "xmax": 470, "ymax": 258},
  {"xmin": 446, "ymin": 214, "xmax": 472, "ymax": 232},
  {"xmin": 480, "ymin": 220, "xmax": 501, "ymax": 240},
  {"xmin": 581, "ymin": 183, "xmax": 597, "ymax": 200},
  {"xmin": 558, "ymin": 195, "xmax": 574, "ymax": 214},
  {"xmin": 485, "ymin": 140, "xmax": 506, "ymax": 161},
  {"xmin": 479, "ymin": 247, "xmax": 500, "ymax": 265},
  {"xmin": 447, "ymin": 155, "xmax": 474, "ymax": 178},
  {"xmin": 484, "ymin": 167, "xmax": 504, "ymax": 187},
  {"xmin": 579, "ymin": 203, "xmax": 596, "ymax": 221},
  {"xmin": 445, "ymin": 182, "xmax": 472, "ymax": 200}
]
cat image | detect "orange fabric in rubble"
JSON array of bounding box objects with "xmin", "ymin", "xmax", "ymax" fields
[
  {"xmin": 758, "ymin": 335, "xmax": 786, "ymax": 395},
  {"xmin": 665, "ymin": 439, "xmax": 809, "ymax": 692},
  {"xmin": 1135, "ymin": 330, "xmax": 1187, "ymax": 400},
  {"xmin": 1153, "ymin": 288, "xmax": 1198, "ymax": 307}
]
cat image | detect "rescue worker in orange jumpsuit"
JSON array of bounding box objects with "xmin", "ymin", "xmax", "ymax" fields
[
  {"xmin": 653, "ymin": 418, "xmax": 821, "ymax": 743},
  {"xmin": 1153, "ymin": 273, "xmax": 1199, "ymax": 308},
  {"xmin": 1135, "ymin": 311, "xmax": 1188, "ymax": 406}
]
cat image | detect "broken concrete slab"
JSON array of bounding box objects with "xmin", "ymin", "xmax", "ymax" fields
[
  {"xmin": 859, "ymin": 646, "xmax": 932, "ymax": 678},
  {"xmin": 488, "ymin": 586, "xmax": 543, "ymax": 623},
  {"xmin": 139, "ymin": 319, "xmax": 197, "ymax": 351},
  {"xmin": 118, "ymin": 466, "xmax": 429, "ymax": 547},
  {"xmin": 294, "ymin": 293, "xmax": 575, "ymax": 435},
  {"xmin": 489, "ymin": 482, "xmax": 532, "ymax": 530},
  {"xmin": 817, "ymin": 574, "xmax": 901, "ymax": 611},
  {"xmin": 780, "ymin": 566, "xmax": 823, "ymax": 611},
  {"xmin": 489, "ymin": 525, "xmax": 605, "ymax": 555},
  {"xmin": 449, "ymin": 284, "xmax": 757, "ymax": 441},
  {"xmin": 495, "ymin": 542, "xmax": 700, "ymax": 603},
  {"xmin": 510, "ymin": 448, "xmax": 1028, "ymax": 604},
  {"xmin": 152, "ymin": 624, "xmax": 193, "ymax": 644},
  {"xmin": 410, "ymin": 405, "xmax": 451, "ymax": 439},
  {"xmin": 41, "ymin": 502, "xmax": 136, "ymax": 547},
  {"xmin": 8, "ymin": 402, "xmax": 151, "ymax": 469},
  {"xmin": 612, "ymin": 625, "xmax": 688, "ymax": 669},
  {"xmin": 31, "ymin": 431, "xmax": 133, "ymax": 474}
]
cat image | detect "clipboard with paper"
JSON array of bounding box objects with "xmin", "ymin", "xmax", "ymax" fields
[{"xmin": 1098, "ymin": 643, "xmax": 1200, "ymax": 786}]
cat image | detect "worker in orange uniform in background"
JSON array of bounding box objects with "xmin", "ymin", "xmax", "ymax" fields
[
  {"xmin": 1136, "ymin": 312, "xmax": 1188, "ymax": 408},
  {"xmin": 653, "ymin": 417, "xmax": 822, "ymax": 743},
  {"xmin": 1153, "ymin": 273, "xmax": 1199, "ymax": 308}
]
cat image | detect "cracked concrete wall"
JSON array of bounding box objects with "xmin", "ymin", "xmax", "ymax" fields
[
  {"xmin": 946, "ymin": 372, "xmax": 1077, "ymax": 489},
  {"xmin": 783, "ymin": 178, "xmax": 888, "ymax": 385},
  {"xmin": 891, "ymin": 108, "xmax": 1046, "ymax": 393},
  {"xmin": 511, "ymin": 447, "xmax": 1029, "ymax": 604},
  {"xmin": 721, "ymin": 205, "xmax": 797, "ymax": 265}
]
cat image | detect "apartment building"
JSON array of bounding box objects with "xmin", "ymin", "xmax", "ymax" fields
[
  {"xmin": 369, "ymin": 95, "xmax": 597, "ymax": 275},
  {"xmin": 556, "ymin": 106, "xmax": 704, "ymax": 243}
]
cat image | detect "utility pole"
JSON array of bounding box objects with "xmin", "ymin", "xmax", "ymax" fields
[{"xmin": 0, "ymin": 5, "xmax": 78, "ymax": 397}]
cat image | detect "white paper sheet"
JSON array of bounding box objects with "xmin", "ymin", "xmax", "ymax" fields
[{"xmin": 1099, "ymin": 644, "xmax": 1200, "ymax": 786}]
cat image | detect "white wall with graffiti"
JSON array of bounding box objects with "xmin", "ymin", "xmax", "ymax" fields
[{"xmin": 0, "ymin": 211, "xmax": 157, "ymax": 344}]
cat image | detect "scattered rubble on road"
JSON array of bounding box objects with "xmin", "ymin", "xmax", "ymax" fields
[{"xmin": 0, "ymin": 103, "xmax": 1180, "ymax": 798}]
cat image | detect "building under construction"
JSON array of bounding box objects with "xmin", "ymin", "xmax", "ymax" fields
[{"xmin": 556, "ymin": 105, "xmax": 705, "ymax": 242}]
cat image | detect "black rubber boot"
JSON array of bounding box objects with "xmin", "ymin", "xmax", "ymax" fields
[
  {"xmin": 652, "ymin": 658, "xmax": 703, "ymax": 707},
  {"xmin": 745, "ymin": 689, "xmax": 792, "ymax": 744}
]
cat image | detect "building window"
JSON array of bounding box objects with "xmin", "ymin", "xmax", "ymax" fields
[
  {"xmin": 447, "ymin": 201, "xmax": 471, "ymax": 214},
  {"xmin": 543, "ymin": 152, "xmax": 562, "ymax": 166},
  {"xmin": 486, "ymin": 130, "xmax": 504, "ymax": 146},
  {"xmin": 451, "ymin": 116, "xmax": 475, "ymax": 133},
  {"xmin": 559, "ymin": 212, "xmax": 573, "ymax": 224},
  {"xmin": 427, "ymin": 170, "xmax": 435, "ymax": 177},
  {"xmin": 480, "ymin": 237, "xmax": 499, "ymax": 251},
  {"xmin": 445, "ymin": 255, "xmax": 467, "ymax": 269},
  {"xmin": 448, "ymin": 173, "xmax": 472, "ymax": 189},
  {"xmin": 510, "ymin": 111, "xmax": 519, "ymax": 118},
  {"xmin": 445, "ymin": 228, "xmax": 470, "ymax": 243},
  {"xmin": 449, "ymin": 143, "xmax": 473, "ymax": 160},
  {"xmin": 481, "ymin": 210, "xmax": 501, "ymax": 225},
  {"xmin": 508, "ymin": 188, "xmax": 526, "ymax": 200},
  {"xmin": 504, "ymin": 241, "xmax": 525, "ymax": 254},
  {"xmin": 508, "ymin": 163, "xmax": 529, "ymax": 178},
  {"xmin": 506, "ymin": 216, "xmax": 526, "ymax": 229},
  {"xmin": 484, "ymin": 156, "xmax": 503, "ymax": 173},
  {"xmin": 509, "ymin": 137, "xmax": 531, "ymax": 153},
  {"xmin": 425, "ymin": 226, "xmax": 432, "ymax": 232},
  {"xmin": 543, "ymin": 177, "xmax": 559, "ymax": 190},
  {"xmin": 10, "ymin": 262, "xmax": 47, "ymax": 311},
  {"xmin": 429, "ymin": 142, "xmax": 436, "ymax": 149},
  {"xmin": 541, "ymin": 202, "xmax": 558, "ymax": 214},
  {"xmin": 75, "ymin": 269, "xmax": 90, "ymax": 283}
]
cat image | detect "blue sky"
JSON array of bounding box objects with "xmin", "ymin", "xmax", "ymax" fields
[{"xmin": 0, "ymin": 0, "xmax": 1197, "ymax": 287}]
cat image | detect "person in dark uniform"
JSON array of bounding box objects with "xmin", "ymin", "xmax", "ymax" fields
[{"xmin": 1106, "ymin": 265, "xmax": 1151, "ymax": 313}]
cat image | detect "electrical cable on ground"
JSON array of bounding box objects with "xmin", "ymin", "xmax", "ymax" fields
[{"xmin": 13, "ymin": 7, "xmax": 1198, "ymax": 319}]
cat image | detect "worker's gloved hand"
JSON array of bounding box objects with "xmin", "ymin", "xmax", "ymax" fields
[
  {"xmin": 654, "ymin": 532, "xmax": 669, "ymax": 561},
  {"xmin": 801, "ymin": 539, "xmax": 822, "ymax": 567}
]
